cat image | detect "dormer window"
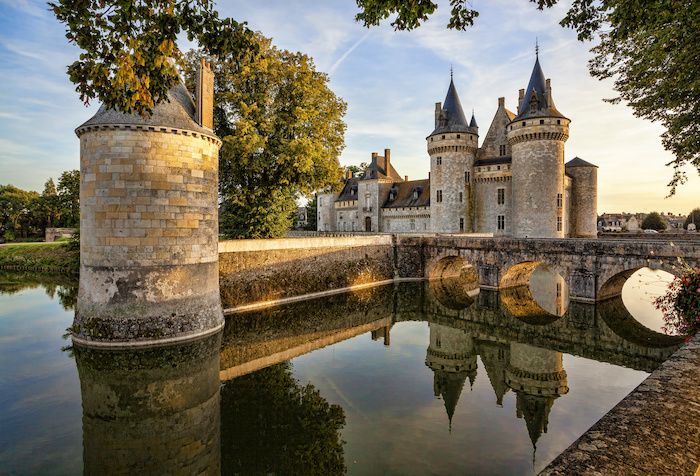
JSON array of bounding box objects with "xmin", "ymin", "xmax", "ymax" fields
[
  {"xmin": 499, "ymin": 144, "xmax": 506, "ymax": 156},
  {"xmin": 413, "ymin": 189, "xmax": 419, "ymax": 200}
]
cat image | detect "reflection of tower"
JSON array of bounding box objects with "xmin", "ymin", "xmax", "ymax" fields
[
  {"xmin": 425, "ymin": 323, "xmax": 477, "ymax": 428},
  {"xmin": 505, "ymin": 343, "xmax": 568, "ymax": 449},
  {"xmin": 74, "ymin": 334, "xmax": 222, "ymax": 475},
  {"xmin": 476, "ymin": 340, "xmax": 511, "ymax": 406},
  {"xmin": 371, "ymin": 324, "xmax": 392, "ymax": 345}
]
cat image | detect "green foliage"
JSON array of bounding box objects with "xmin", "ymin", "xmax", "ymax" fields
[
  {"xmin": 355, "ymin": 0, "xmax": 700, "ymax": 195},
  {"xmin": 641, "ymin": 212, "xmax": 667, "ymax": 231},
  {"xmin": 684, "ymin": 208, "xmax": 700, "ymax": 230},
  {"xmin": 184, "ymin": 33, "xmax": 346, "ymax": 239},
  {"xmin": 0, "ymin": 242, "xmax": 79, "ymax": 275},
  {"xmin": 50, "ymin": 0, "xmax": 255, "ymax": 116},
  {"xmin": 0, "ymin": 185, "xmax": 41, "ymax": 240},
  {"xmin": 345, "ymin": 162, "xmax": 368, "ymax": 175},
  {"xmin": 305, "ymin": 195, "xmax": 318, "ymax": 231},
  {"xmin": 220, "ymin": 363, "xmax": 346, "ymax": 475},
  {"xmin": 57, "ymin": 170, "xmax": 80, "ymax": 227}
]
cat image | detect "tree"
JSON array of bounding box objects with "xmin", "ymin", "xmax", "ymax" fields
[
  {"xmin": 641, "ymin": 212, "xmax": 667, "ymax": 231},
  {"xmin": 354, "ymin": 0, "xmax": 700, "ymax": 195},
  {"xmin": 184, "ymin": 33, "xmax": 346, "ymax": 238},
  {"xmin": 0, "ymin": 185, "xmax": 40, "ymax": 240},
  {"xmin": 305, "ymin": 195, "xmax": 318, "ymax": 231},
  {"xmin": 684, "ymin": 208, "xmax": 700, "ymax": 230},
  {"xmin": 40, "ymin": 178, "xmax": 61, "ymax": 228},
  {"xmin": 50, "ymin": 0, "xmax": 255, "ymax": 116},
  {"xmin": 57, "ymin": 170, "xmax": 80, "ymax": 228},
  {"xmin": 345, "ymin": 162, "xmax": 368, "ymax": 176}
]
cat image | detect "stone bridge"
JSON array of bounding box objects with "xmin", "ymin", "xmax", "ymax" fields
[
  {"xmin": 397, "ymin": 235, "xmax": 700, "ymax": 302},
  {"xmin": 218, "ymin": 234, "xmax": 699, "ymax": 308}
]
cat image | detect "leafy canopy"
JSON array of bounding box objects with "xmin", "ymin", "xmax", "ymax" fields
[
  {"xmin": 184, "ymin": 33, "xmax": 346, "ymax": 238},
  {"xmin": 355, "ymin": 0, "xmax": 700, "ymax": 194},
  {"xmin": 641, "ymin": 211, "xmax": 667, "ymax": 231},
  {"xmin": 50, "ymin": 0, "xmax": 254, "ymax": 116}
]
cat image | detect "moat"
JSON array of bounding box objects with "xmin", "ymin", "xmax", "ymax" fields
[{"xmin": 0, "ymin": 269, "xmax": 682, "ymax": 475}]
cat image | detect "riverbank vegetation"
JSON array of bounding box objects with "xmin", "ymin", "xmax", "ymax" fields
[
  {"xmin": 0, "ymin": 241, "xmax": 79, "ymax": 275},
  {"xmin": 655, "ymin": 266, "xmax": 700, "ymax": 339},
  {"xmin": 1, "ymin": 170, "xmax": 79, "ymax": 242}
]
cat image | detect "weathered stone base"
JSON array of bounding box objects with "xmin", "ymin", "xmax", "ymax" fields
[{"xmin": 74, "ymin": 262, "xmax": 223, "ymax": 346}]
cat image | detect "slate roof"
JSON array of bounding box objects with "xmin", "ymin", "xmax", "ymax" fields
[
  {"xmin": 383, "ymin": 179, "xmax": 430, "ymax": 208},
  {"xmin": 469, "ymin": 111, "xmax": 478, "ymax": 128},
  {"xmin": 361, "ymin": 158, "xmax": 403, "ymax": 181},
  {"xmin": 514, "ymin": 56, "xmax": 567, "ymax": 121},
  {"xmin": 565, "ymin": 156, "xmax": 598, "ymax": 168},
  {"xmin": 336, "ymin": 178, "xmax": 359, "ymax": 202},
  {"xmin": 431, "ymin": 78, "xmax": 477, "ymax": 135},
  {"xmin": 76, "ymin": 82, "xmax": 212, "ymax": 135}
]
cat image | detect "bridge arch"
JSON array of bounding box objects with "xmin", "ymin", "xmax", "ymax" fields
[
  {"xmin": 597, "ymin": 264, "xmax": 678, "ymax": 302},
  {"xmin": 500, "ymin": 261, "xmax": 569, "ymax": 319},
  {"xmin": 427, "ymin": 254, "xmax": 476, "ymax": 281}
]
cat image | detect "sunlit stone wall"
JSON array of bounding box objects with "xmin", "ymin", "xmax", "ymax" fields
[{"xmin": 74, "ymin": 125, "xmax": 222, "ymax": 344}]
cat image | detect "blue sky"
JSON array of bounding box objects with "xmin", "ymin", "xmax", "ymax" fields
[{"xmin": 1, "ymin": 0, "xmax": 697, "ymax": 213}]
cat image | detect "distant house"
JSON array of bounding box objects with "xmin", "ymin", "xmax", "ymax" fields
[{"xmin": 294, "ymin": 207, "xmax": 308, "ymax": 230}]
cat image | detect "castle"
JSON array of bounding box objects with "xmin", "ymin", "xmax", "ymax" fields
[{"xmin": 318, "ymin": 53, "xmax": 598, "ymax": 238}]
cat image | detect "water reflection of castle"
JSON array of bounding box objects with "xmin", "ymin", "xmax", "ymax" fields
[{"xmin": 425, "ymin": 322, "xmax": 568, "ymax": 447}]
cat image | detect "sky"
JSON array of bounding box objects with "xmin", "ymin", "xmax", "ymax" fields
[{"xmin": 0, "ymin": 0, "xmax": 697, "ymax": 214}]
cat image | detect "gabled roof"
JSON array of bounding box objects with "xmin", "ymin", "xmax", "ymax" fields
[
  {"xmin": 336, "ymin": 178, "xmax": 359, "ymax": 202},
  {"xmin": 514, "ymin": 55, "xmax": 567, "ymax": 121},
  {"xmin": 77, "ymin": 82, "xmax": 212, "ymax": 135},
  {"xmin": 361, "ymin": 156, "xmax": 403, "ymax": 181},
  {"xmin": 382, "ymin": 179, "xmax": 430, "ymax": 208},
  {"xmin": 565, "ymin": 156, "xmax": 598, "ymax": 168}
]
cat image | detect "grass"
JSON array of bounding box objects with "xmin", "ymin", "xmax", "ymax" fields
[{"xmin": 0, "ymin": 241, "xmax": 79, "ymax": 275}]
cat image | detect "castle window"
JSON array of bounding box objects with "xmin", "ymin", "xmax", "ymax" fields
[
  {"xmin": 457, "ymin": 134, "xmax": 461, "ymax": 138},
  {"xmin": 487, "ymin": 166, "xmax": 491, "ymax": 171},
  {"xmin": 497, "ymin": 188, "xmax": 505, "ymax": 205},
  {"xmin": 410, "ymin": 219, "xmax": 416, "ymax": 230},
  {"xmin": 459, "ymin": 218, "xmax": 464, "ymax": 231},
  {"xmin": 436, "ymin": 190, "xmax": 443, "ymax": 203},
  {"xmin": 540, "ymin": 119, "xmax": 545, "ymax": 125},
  {"xmin": 465, "ymin": 171, "xmax": 470, "ymax": 183},
  {"xmin": 412, "ymin": 189, "xmax": 419, "ymax": 200},
  {"xmin": 436, "ymin": 156, "xmax": 442, "ymax": 165},
  {"xmin": 431, "ymin": 137, "xmax": 434, "ymax": 142},
  {"xmin": 459, "ymin": 192, "xmax": 463, "ymax": 203},
  {"xmin": 442, "ymin": 135, "xmax": 445, "ymax": 139},
  {"xmin": 497, "ymin": 165, "xmax": 501, "ymax": 170},
  {"xmin": 522, "ymin": 121, "xmax": 526, "ymax": 126},
  {"xmin": 557, "ymin": 120, "xmax": 561, "ymax": 125},
  {"xmin": 557, "ymin": 216, "xmax": 563, "ymax": 231},
  {"xmin": 499, "ymin": 144, "xmax": 506, "ymax": 156},
  {"xmin": 318, "ymin": 197, "xmax": 323, "ymax": 207},
  {"xmin": 497, "ymin": 215, "xmax": 505, "ymax": 230},
  {"xmin": 557, "ymin": 193, "xmax": 563, "ymax": 208}
]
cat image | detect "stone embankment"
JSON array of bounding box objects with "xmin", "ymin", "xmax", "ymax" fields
[{"xmin": 541, "ymin": 334, "xmax": 700, "ymax": 476}]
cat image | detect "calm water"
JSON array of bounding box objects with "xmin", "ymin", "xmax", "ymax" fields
[{"xmin": 0, "ymin": 269, "xmax": 682, "ymax": 475}]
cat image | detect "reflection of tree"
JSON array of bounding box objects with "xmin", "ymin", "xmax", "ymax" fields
[
  {"xmin": 221, "ymin": 363, "xmax": 346, "ymax": 475},
  {"xmin": 0, "ymin": 272, "xmax": 77, "ymax": 310}
]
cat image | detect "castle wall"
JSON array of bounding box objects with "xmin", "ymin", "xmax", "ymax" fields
[
  {"xmin": 75, "ymin": 126, "xmax": 223, "ymax": 344},
  {"xmin": 382, "ymin": 207, "xmax": 430, "ymax": 232},
  {"xmin": 566, "ymin": 166, "xmax": 598, "ymax": 237},
  {"xmin": 428, "ymin": 133, "xmax": 477, "ymax": 232},
  {"xmin": 473, "ymin": 172, "xmax": 512, "ymax": 236},
  {"xmin": 316, "ymin": 192, "xmax": 337, "ymax": 231},
  {"xmin": 508, "ymin": 120, "xmax": 569, "ymax": 238}
]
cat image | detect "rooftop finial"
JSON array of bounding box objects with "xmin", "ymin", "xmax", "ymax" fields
[
  {"xmin": 450, "ymin": 64, "xmax": 453, "ymax": 80},
  {"xmin": 535, "ymin": 37, "xmax": 539, "ymax": 57}
]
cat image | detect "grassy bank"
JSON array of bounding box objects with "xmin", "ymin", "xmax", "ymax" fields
[{"xmin": 0, "ymin": 242, "xmax": 79, "ymax": 275}]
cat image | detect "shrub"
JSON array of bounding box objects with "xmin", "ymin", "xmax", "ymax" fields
[{"xmin": 654, "ymin": 267, "xmax": 700, "ymax": 338}]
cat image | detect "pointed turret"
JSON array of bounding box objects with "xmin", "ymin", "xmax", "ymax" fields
[
  {"xmin": 469, "ymin": 110, "xmax": 478, "ymax": 129},
  {"xmin": 433, "ymin": 370, "xmax": 468, "ymax": 429},
  {"xmin": 431, "ymin": 73, "xmax": 478, "ymax": 135},
  {"xmin": 514, "ymin": 54, "xmax": 566, "ymax": 120}
]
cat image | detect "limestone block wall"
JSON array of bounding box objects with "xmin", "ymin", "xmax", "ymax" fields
[
  {"xmin": 508, "ymin": 119, "xmax": 569, "ymax": 238},
  {"xmin": 316, "ymin": 192, "xmax": 337, "ymax": 231},
  {"xmin": 428, "ymin": 132, "xmax": 477, "ymax": 232},
  {"xmin": 75, "ymin": 126, "xmax": 222, "ymax": 344},
  {"xmin": 566, "ymin": 165, "xmax": 598, "ymax": 237},
  {"xmin": 382, "ymin": 207, "xmax": 430, "ymax": 232},
  {"xmin": 219, "ymin": 235, "xmax": 395, "ymax": 308},
  {"xmin": 473, "ymin": 176, "xmax": 512, "ymax": 235}
]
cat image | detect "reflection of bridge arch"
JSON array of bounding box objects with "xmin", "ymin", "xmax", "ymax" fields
[
  {"xmin": 598, "ymin": 264, "xmax": 677, "ymax": 301},
  {"xmin": 499, "ymin": 286, "xmax": 562, "ymax": 325},
  {"xmin": 597, "ymin": 295, "xmax": 684, "ymax": 348},
  {"xmin": 428, "ymin": 277, "xmax": 478, "ymax": 311},
  {"xmin": 499, "ymin": 261, "xmax": 568, "ymax": 318}
]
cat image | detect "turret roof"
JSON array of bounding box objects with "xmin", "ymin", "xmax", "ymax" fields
[
  {"xmin": 469, "ymin": 111, "xmax": 478, "ymax": 128},
  {"xmin": 514, "ymin": 55, "xmax": 567, "ymax": 121},
  {"xmin": 76, "ymin": 82, "xmax": 212, "ymax": 136},
  {"xmin": 565, "ymin": 157, "xmax": 598, "ymax": 168},
  {"xmin": 431, "ymin": 77, "xmax": 477, "ymax": 135}
]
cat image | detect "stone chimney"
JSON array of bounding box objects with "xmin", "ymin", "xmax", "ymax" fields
[
  {"xmin": 405, "ymin": 175, "xmax": 409, "ymax": 182},
  {"xmin": 435, "ymin": 102, "xmax": 442, "ymax": 128},
  {"xmin": 545, "ymin": 78, "xmax": 552, "ymax": 106},
  {"xmin": 518, "ymin": 89, "xmax": 525, "ymax": 113},
  {"xmin": 384, "ymin": 148, "xmax": 391, "ymax": 172},
  {"xmin": 196, "ymin": 58, "xmax": 214, "ymax": 130},
  {"xmin": 498, "ymin": 97, "xmax": 505, "ymax": 108}
]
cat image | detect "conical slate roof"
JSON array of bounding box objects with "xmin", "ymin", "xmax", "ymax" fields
[
  {"xmin": 469, "ymin": 111, "xmax": 478, "ymax": 128},
  {"xmin": 434, "ymin": 370, "xmax": 468, "ymax": 429},
  {"xmin": 514, "ymin": 55, "xmax": 566, "ymax": 121},
  {"xmin": 76, "ymin": 82, "xmax": 213, "ymax": 136},
  {"xmin": 565, "ymin": 156, "xmax": 598, "ymax": 168},
  {"xmin": 432, "ymin": 77, "xmax": 476, "ymax": 135}
]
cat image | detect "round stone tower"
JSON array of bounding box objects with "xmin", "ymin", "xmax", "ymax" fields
[
  {"xmin": 565, "ymin": 157, "xmax": 598, "ymax": 237},
  {"xmin": 507, "ymin": 54, "xmax": 570, "ymax": 238},
  {"xmin": 428, "ymin": 75, "xmax": 478, "ymax": 233},
  {"xmin": 73, "ymin": 60, "xmax": 224, "ymax": 346}
]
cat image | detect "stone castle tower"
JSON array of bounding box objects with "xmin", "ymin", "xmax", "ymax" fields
[
  {"xmin": 507, "ymin": 53, "xmax": 570, "ymax": 238},
  {"xmin": 427, "ymin": 74, "xmax": 479, "ymax": 233},
  {"xmin": 73, "ymin": 59, "xmax": 224, "ymax": 346}
]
